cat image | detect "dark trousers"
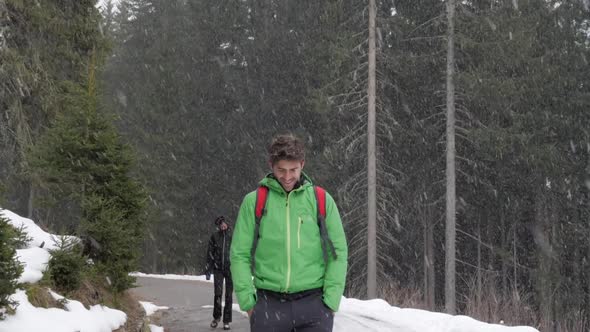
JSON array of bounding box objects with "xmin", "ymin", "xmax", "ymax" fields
[
  {"xmin": 250, "ymin": 288, "xmax": 334, "ymax": 332},
  {"xmin": 213, "ymin": 270, "xmax": 233, "ymax": 323}
]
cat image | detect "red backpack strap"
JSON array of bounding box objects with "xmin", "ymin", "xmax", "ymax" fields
[
  {"xmin": 314, "ymin": 186, "xmax": 327, "ymax": 218},
  {"xmin": 251, "ymin": 186, "xmax": 269, "ymax": 272},
  {"xmin": 255, "ymin": 186, "xmax": 269, "ymax": 219},
  {"xmin": 314, "ymin": 186, "xmax": 337, "ymax": 262}
]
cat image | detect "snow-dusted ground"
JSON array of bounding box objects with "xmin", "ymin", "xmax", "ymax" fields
[
  {"xmin": 130, "ymin": 271, "xmax": 212, "ymax": 283},
  {"xmin": 0, "ymin": 208, "xmax": 539, "ymax": 332},
  {"xmin": 0, "ymin": 209, "xmax": 133, "ymax": 332},
  {"xmin": 134, "ymin": 272, "xmax": 538, "ymax": 332}
]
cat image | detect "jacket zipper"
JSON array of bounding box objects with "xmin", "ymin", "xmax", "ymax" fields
[
  {"xmin": 222, "ymin": 232, "xmax": 225, "ymax": 270},
  {"xmin": 285, "ymin": 193, "xmax": 292, "ymax": 291},
  {"xmin": 297, "ymin": 217, "xmax": 302, "ymax": 249}
]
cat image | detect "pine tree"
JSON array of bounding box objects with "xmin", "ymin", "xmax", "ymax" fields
[
  {"xmin": 29, "ymin": 80, "xmax": 147, "ymax": 292},
  {"xmin": 0, "ymin": 214, "xmax": 23, "ymax": 319},
  {"xmin": 1, "ymin": 0, "xmax": 108, "ymax": 226},
  {"xmin": 454, "ymin": 0, "xmax": 590, "ymax": 324}
]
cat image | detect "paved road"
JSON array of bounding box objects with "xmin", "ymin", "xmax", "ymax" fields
[{"xmin": 132, "ymin": 277, "xmax": 250, "ymax": 332}]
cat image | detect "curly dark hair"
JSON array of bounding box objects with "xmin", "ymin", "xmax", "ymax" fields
[
  {"xmin": 268, "ymin": 133, "xmax": 305, "ymax": 165},
  {"xmin": 215, "ymin": 216, "xmax": 226, "ymax": 225}
]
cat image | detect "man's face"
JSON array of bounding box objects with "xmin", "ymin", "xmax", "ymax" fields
[
  {"xmin": 219, "ymin": 222, "xmax": 228, "ymax": 231},
  {"xmin": 270, "ymin": 159, "xmax": 304, "ymax": 192}
]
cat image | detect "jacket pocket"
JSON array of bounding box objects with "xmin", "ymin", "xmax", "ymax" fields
[{"xmin": 298, "ymin": 215, "xmax": 321, "ymax": 250}]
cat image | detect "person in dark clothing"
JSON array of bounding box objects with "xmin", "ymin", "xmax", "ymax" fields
[{"xmin": 205, "ymin": 215, "xmax": 234, "ymax": 330}]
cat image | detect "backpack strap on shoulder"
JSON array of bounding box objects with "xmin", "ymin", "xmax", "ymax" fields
[
  {"xmin": 251, "ymin": 186, "xmax": 269, "ymax": 272},
  {"xmin": 314, "ymin": 186, "xmax": 338, "ymax": 263}
]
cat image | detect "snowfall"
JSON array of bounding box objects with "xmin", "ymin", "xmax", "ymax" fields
[{"xmin": 0, "ymin": 208, "xmax": 539, "ymax": 332}]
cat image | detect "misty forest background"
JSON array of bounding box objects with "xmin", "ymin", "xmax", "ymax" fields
[{"xmin": 1, "ymin": 0, "xmax": 590, "ymax": 330}]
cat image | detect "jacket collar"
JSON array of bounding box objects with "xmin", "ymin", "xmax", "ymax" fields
[
  {"xmin": 260, "ymin": 172, "xmax": 313, "ymax": 194},
  {"xmin": 217, "ymin": 225, "xmax": 231, "ymax": 233}
]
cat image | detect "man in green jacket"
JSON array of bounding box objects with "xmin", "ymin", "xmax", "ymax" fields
[{"xmin": 231, "ymin": 133, "xmax": 348, "ymax": 332}]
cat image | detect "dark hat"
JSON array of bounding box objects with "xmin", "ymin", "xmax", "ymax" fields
[{"xmin": 214, "ymin": 216, "xmax": 226, "ymax": 225}]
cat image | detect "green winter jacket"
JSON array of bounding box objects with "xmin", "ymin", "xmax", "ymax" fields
[{"xmin": 230, "ymin": 173, "xmax": 348, "ymax": 312}]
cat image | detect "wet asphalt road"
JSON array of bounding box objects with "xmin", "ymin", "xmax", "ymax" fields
[{"xmin": 132, "ymin": 277, "xmax": 250, "ymax": 332}]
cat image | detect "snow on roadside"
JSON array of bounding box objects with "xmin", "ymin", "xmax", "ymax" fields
[
  {"xmin": 0, "ymin": 209, "xmax": 127, "ymax": 332},
  {"xmin": 130, "ymin": 271, "xmax": 213, "ymax": 283},
  {"xmin": 134, "ymin": 272, "xmax": 539, "ymax": 332},
  {"xmin": 1, "ymin": 209, "xmax": 78, "ymax": 284},
  {"xmin": 139, "ymin": 301, "xmax": 168, "ymax": 316},
  {"xmin": 138, "ymin": 301, "xmax": 167, "ymax": 332},
  {"xmin": 0, "ymin": 290, "xmax": 126, "ymax": 332},
  {"xmin": 149, "ymin": 325, "xmax": 164, "ymax": 332}
]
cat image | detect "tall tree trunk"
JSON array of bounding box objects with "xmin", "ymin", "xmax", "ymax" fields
[
  {"xmin": 152, "ymin": 246, "xmax": 158, "ymax": 273},
  {"xmin": 424, "ymin": 205, "xmax": 435, "ymax": 310},
  {"xmin": 513, "ymin": 226, "xmax": 518, "ymax": 294},
  {"xmin": 444, "ymin": 0, "xmax": 457, "ymax": 315},
  {"xmin": 587, "ymin": 230, "xmax": 590, "ymax": 322},
  {"xmin": 27, "ymin": 183, "xmax": 34, "ymax": 219},
  {"xmin": 501, "ymin": 208, "xmax": 508, "ymax": 298},
  {"xmin": 0, "ymin": 0, "xmax": 8, "ymax": 51},
  {"xmin": 586, "ymin": 149, "xmax": 590, "ymax": 318},
  {"xmin": 477, "ymin": 218, "xmax": 482, "ymax": 310},
  {"xmin": 535, "ymin": 192, "xmax": 554, "ymax": 330},
  {"xmin": 366, "ymin": 0, "xmax": 377, "ymax": 299}
]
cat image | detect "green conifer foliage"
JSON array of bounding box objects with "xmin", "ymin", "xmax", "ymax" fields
[
  {"xmin": 0, "ymin": 215, "xmax": 23, "ymax": 319},
  {"xmin": 29, "ymin": 81, "xmax": 147, "ymax": 293}
]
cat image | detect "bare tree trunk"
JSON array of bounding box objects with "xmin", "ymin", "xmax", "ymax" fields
[
  {"xmin": 550, "ymin": 209, "xmax": 559, "ymax": 331},
  {"xmin": 153, "ymin": 248, "xmax": 158, "ymax": 272},
  {"xmin": 0, "ymin": 0, "xmax": 8, "ymax": 51},
  {"xmin": 513, "ymin": 225, "xmax": 518, "ymax": 294},
  {"xmin": 424, "ymin": 207, "xmax": 435, "ymax": 310},
  {"xmin": 27, "ymin": 183, "xmax": 34, "ymax": 219},
  {"xmin": 477, "ymin": 219, "xmax": 482, "ymax": 310},
  {"xmin": 535, "ymin": 193, "xmax": 554, "ymax": 330},
  {"xmin": 587, "ymin": 232, "xmax": 590, "ymax": 321},
  {"xmin": 586, "ymin": 153, "xmax": 590, "ymax": 317},
  {"xmin": 366, "ymin": 0, "xmax": 377, "ymax": 299},
  {"xmin": 444, "ymin": 0, "xmax": 457, "ymax": 315},
  {"xmin": 501, "ymin": 208, "xmax": 508, "ymax": 298}
]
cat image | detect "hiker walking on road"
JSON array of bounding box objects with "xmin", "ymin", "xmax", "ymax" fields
[
  {"xmin": 206, "ymin": 216, "xmax": 233, "ymax": 330},
  {"xmin": 231, "ymin": 133, "xmax": 348, "ymax": 332}
]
